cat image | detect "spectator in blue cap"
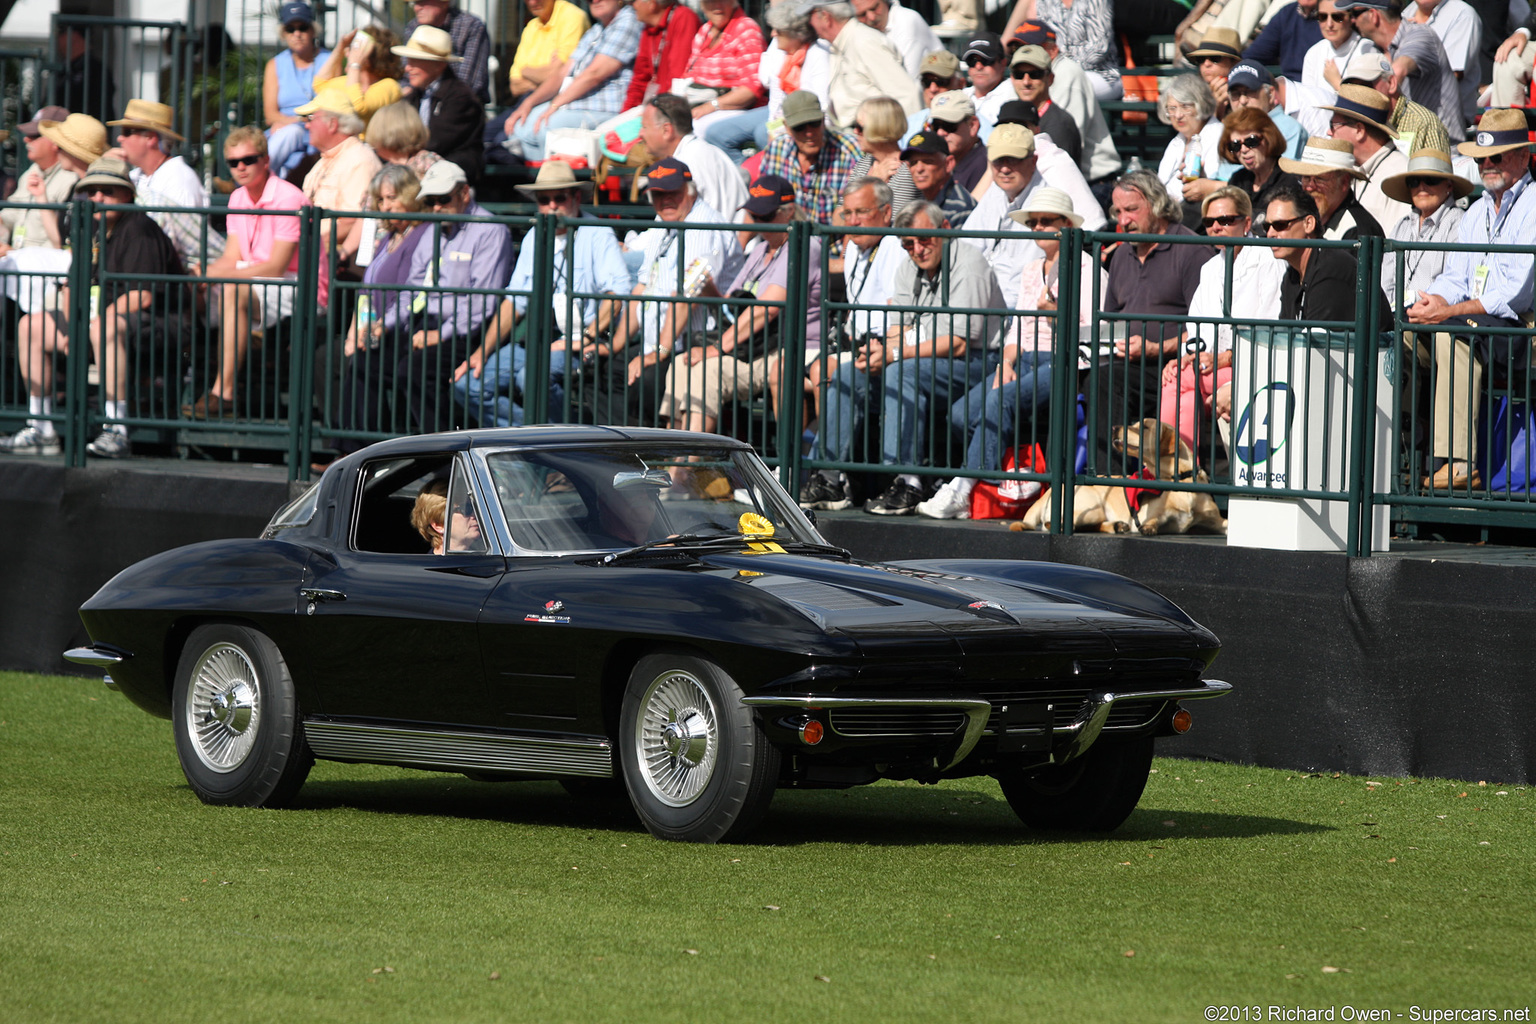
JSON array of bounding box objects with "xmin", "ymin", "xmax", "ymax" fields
[{"xmin": 264, "ymin": 3, "xmax": 331, "ymax": 175}]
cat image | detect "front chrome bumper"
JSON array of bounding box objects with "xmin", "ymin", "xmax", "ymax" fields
[
  {"xmin": 743, "ymin": 679, "xmax": 1233, "ymax": 769},
  {"xmin": 63, "ymin": 645, "xmax": 130, "ymax": 691}
]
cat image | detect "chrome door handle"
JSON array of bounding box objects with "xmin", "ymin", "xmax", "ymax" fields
[{"xmin": 300, "ymin": 588, "xmax": 346, "ymax": 603}]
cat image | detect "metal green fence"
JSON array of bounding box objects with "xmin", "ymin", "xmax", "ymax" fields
[{"xmin": 4, "ymin": 198, "xmax": 1536, "ymax": 554}]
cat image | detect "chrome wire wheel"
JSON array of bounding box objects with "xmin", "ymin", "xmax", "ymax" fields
[
  {"xmin": 635, "ymin": 668, "xmax": 720, "ymax": 807},
  {"xmin": 185, "ymin": 642, "xmax": 263, "ymax": 773}
]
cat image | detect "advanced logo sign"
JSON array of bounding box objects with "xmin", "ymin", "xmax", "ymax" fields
[{"xmin": 1233, "ymin": 382, "xmax": 1296, "ymax": 486}]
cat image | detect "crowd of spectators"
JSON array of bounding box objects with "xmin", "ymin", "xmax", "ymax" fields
[{"xmin": 1, "ymin": 0, "xmax": 1533, "ymax": 515}]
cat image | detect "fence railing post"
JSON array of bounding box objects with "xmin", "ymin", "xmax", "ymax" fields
[
  {"xmin": 1050, "ymin": 226, "xmax": 1084, "ymax": 535},
  {"xmin": 525, "ymin": 212, "xmax": 557, "ymax": 425},
  {"xmin": 779, "ymin": 219, "xmax": 810, "ymax": 491},
  {"xmin": 64, "ymin": 198, "xmax": 93, "ymax": 467},
  {"xmin": 289, "ymin": 206, "xmax": 321, "ymax": 480},
  {"xmin": 1345, "ymin": 234, "xmax": 1380, "ymax": 557}
]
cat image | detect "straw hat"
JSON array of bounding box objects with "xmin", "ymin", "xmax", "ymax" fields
[
  {"xmin": 38, "ymin": 113, "xmax": 108, "ymax": 166},
  {"xmin": 1380, "ymin": 149, "xmax": 1476, "ymax": 204},
  {"xmin": 515, "ymin": 160, "xmax": 594, "ymax": 198},
  {"xmin": 107, "ymin": 99, "xmax": 184, "ymax": 142},
  {"xmin": 1458, "ymin": 108, "xmax": 1534, "ymax": 158},
  {"xmin": 1186, "ymin": 27, "xmax": 1243, "ymax": 61},
  {"xmin": 73, "ymin": 156, "xmax": 136, "ymax": 196},
  {"xmin": 1278, "ymin": 137, "xmax": 1367, "ymax": 180},
  {"xmin": 1317, "ymin": 84, "xmax": 1394, "ymax": 135},
  {"xmin": 1007, "ymin": 186, "xmax": 1083, "ymax": 228},
  {"xmin": 391, "ymin": 26, "xmax": 462, "ymax": 63}
]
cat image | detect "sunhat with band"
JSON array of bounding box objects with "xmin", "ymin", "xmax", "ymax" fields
[
  {"xmin": 1380, "ymin": 149, "xmax": 1475, "ymax": 204},
  {"xmin": 39, "ymin": 113, "xmax": 108, "ymax": 166},
  {"xmin": 515, "ymin": 160, "xmax": 594, "ymax": 199},
  {"xmin": 1458, "ymin": 108, "xmax": 1535, "ymax": 158},
  {"xmin": 1317, "ymin": 84, "xmax": 1394, "ymax": 136},
  {"xmin": 107, "ymin": 99, "xmax": 185, "ymax": 143},
  {"xmin": 1278, "ymin": 137, "xmax": 1368, "ymax": 180},
  {"xmin": 73, "ymin": 156, "xmax": 136, "ymax": 197},
  {"xmin": 1007, "ymin": 186, "xmax": 1083, "ymax": 228},
  {"xmin": 391, "ymin": 26, "xmax": 462, "ymax": 63}
]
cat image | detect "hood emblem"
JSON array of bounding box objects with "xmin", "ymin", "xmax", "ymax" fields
[{"xmin": 968, "ymin": 600, "xmax": 1005, "ymax": 611}]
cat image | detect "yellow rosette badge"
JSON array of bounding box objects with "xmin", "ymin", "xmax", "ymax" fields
[{"xmin": 738, "ymin": 512, "xmax": 784, "ymax": 553}]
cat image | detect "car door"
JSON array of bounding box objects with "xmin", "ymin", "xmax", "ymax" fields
[{"xmin": 298, "ymin": 453, "xmax": 505, "ymax": 729}]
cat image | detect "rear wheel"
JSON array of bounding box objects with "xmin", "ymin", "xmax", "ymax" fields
[
  {"xmin": 172, "ymin": 624, "xmax": 313, "ymax": 807},
  {"xmin": 619, "ymin": 650, "xmax": 779, "ymax": 843},
  {"xmin": 998, "ymin": 735, "xmax": 1154, "ymax": 832}
]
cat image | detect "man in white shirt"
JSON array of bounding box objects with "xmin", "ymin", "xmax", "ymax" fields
[
  {"xmin": 851, "ymin": 0, "xmax": 941, "ymax": 78},
  {"xmin": 108, "ymin": 98, "xmax": 223, "ymax": 269},
  {"xmin": 637, "ymin": 93, "xmax": 749, "ymax": 217},
  {"xmin": 960, "ymin": 123, "xmax": 1045, "ymax": 307}
]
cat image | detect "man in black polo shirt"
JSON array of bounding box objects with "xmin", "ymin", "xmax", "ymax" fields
[
  {"xmin": 4, "ymin": 156, "xmax": 186, "ymax": 459},
  {"xmin": 1093, "ymin": 170, "xmax": 1215, "ymax": 475}
]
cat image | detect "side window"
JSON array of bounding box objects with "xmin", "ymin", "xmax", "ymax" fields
[
  {"xmin": 353, "ymin": 455, "xmax": 454, "ymax": 554},
  {"xmin": 444, "ymin": 460, "xmax": 490, "ymax": 554}
]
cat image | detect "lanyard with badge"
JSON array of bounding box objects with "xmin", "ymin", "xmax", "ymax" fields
[{"xmin": 1474, "ymin": 174, "xmax": 1528, "ymax": 299}]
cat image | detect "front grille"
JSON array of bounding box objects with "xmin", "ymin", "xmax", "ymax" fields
[
  {"xmin": 977, "ymin": 689, "xmax": 1170, "ymax": 732},
  {"xmin": 828, "ymin": 708, "xmax": 969, "ymax": 737}
]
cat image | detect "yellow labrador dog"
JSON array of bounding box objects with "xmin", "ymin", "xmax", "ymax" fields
[{"xmin": 1015, "ymin": 419, "xmax": 1226, "ymax": 535}]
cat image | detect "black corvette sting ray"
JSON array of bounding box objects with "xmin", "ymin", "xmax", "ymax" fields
[{"xmin": 65, "ymin": 426, "xmax": 1230, "ymax": 842}]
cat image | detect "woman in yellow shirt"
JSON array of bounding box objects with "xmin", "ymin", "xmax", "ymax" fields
[{"xmin": 309, "ymin": 25, "xmax": 405, "ymax": 129}]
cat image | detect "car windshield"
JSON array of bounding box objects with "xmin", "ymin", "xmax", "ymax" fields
[{"xmin": 483, "ymin": 444, "xmax": 827, "ymax": 554}]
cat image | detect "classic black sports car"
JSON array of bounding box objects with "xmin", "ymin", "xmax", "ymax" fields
[{"xmin": 66, "ymin": 426, "xmax": 1230, "ymax": 842}]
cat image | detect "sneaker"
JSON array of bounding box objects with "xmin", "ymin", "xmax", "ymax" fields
[
  {"xmin": 916, "ymin": 479, "xmax": 973, "ymax": 520},
  {"xmin": 865, "ymin": 479, "xmax": 924, "ymax": 516},
  {"xmin": 0, "ymin": 426, "xmax": 61, "ymax": 456},
  {"xmin": 798, "ymin": 472, "xmax": 855, "ymax": 511},
  {"xmin": 86, "ymin": 429, "xmax": 131, "ymax": 459}
]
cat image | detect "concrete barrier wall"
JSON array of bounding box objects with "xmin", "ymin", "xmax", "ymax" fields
[{"xmin": 5, "ymin": 460, "xmax": 1530, "ymax": 784}]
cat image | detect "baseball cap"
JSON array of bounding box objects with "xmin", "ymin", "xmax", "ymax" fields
[
  {"xmin": 278, "ymin": 2, "xmax": 315, "ymax": 26},
  {"xmin": 417, "ymin": 160, "xmax": 468, "ymax": 198},
  {"xmin": 1227, "ymin": 61, "xmax": 1274, "ymax": 92},
  {"xmin": 1342, "ymin": 53, "xmax": 1392, "ymax": 84},
  {"xmin": 780, "ymin": 90, "xmax": 825, "ymax": 129},
  {"xmin": 1011, "ymin": 19, "xmax": 1057, "ymax": 47},
  {"xmin": 920, "ymin": 50, "xmax": 960, "ymax": 79},
  {"xmin": 741, "ymin": 174, "xmax": 797, "ymax": 216},
  {"xmin": 642, "ymin": 156, "xmax": 693, "ymax": 192},
  {"xmin": 901, "ymin": 132, "xmax": 949, "ymax": 159},
  {"xmin": 962, "ymin": 32, "xmax": 1005, "ymax": 65},
  {"xmin": 995, "ymin": 100, "xmax": 1039, "ymax": 128},
  {"xmin": 930, "ymin": 90, "xmax": 975, "ymax": 122},
  {"xmin": 1010, "ymin": 44, "xmax": 1051, "ymax": 70},
  {"xmin": 987, "ymin": 123, "xmax": 1036, "ymax": 160},
  {"xmin": 19, "ymin": 105, "xmax": 70, "ymax": 137}
]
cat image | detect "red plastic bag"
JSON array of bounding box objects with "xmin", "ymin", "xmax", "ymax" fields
[{"xmin": 970, "ymin": 444, "xmax": 1047, "ymax": 520}]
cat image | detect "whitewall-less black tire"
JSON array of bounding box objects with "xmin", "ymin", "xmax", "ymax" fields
[
  {"xmin": 998, "ymin": 735, "xmax": 1155, "ymax": 832},
  {"xmin": 619, "ymin": 650, "xmax": 779, "ymax": 843},
  {"xmin": 172, "ymin": 624, "xmax": 313, "ymax": 807}
]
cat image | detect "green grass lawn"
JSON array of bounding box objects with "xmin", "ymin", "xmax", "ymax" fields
[{"xmin": 2, "ymin": 671, "xmax": 1532, "ymax": 1023}]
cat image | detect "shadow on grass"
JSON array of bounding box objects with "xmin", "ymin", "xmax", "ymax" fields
[{"xmin": 272, "ymin": 774, "xmax": 1332, "ymax": 846}]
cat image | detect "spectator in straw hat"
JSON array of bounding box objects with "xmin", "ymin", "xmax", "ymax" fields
[
  {"xmin": 1321, "ymin": 82, "xmax": 1410, "ymax": 227},
  {"xmin": 453, "ymin": 161, "xmax": 631, "ymax": 428},
  {"xmin": 403, "ymin": 0, "xmax": 494, "ymax": 105},
  {"xmin": 1187, "ymin": 27, "xmax": 1245, "ymax": 119},
  {"xmin": 1339, "ymin": 50, "xmax": 1452, "ymax": 160},
  {"xmin": 1378, "ymin": 147, "xmax": 1468, "ymax": 309},
  {"xmin": 1406, "ymin": 108, "xmax": 1536, "ymax": 492},
  {"xmin": 394, "ymin": 25, "xmax": 485, "ymax": 182},
  {"xmin": 108, "ymin": 99, "xmax": 222, "ymax": 270},
  {"xmin": 1279, "ymin": 136, "xmax": 1382, "ymax": 239},
  {"xmin": 5, "ymin": 157, "xmax": 187, "ymax": 460},
  {"xmin": 2, "ymin": 107, "xmax": 77, "ymax": 254}
]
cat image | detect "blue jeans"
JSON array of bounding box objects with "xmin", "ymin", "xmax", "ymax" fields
[
  {"xmin": 508, "ymin": 103, "xmax": 608, "ymax": 162},
  {"xmin": 953, "ymin": 351, "xmax": 1053, "ymax": 472},
  {"xmin": 702, "ymin": 107, "xmax": 770, "ymax": 164},
  {"xmin": 454, "ymin": 344, "xmax": 575, "ymax": 426},
  {"xmin": 817, "ymin": 351, "xmax": 996, "ymax": 466},
  {"xmin": 266, "ymin": 122, "xmax": 314, "ymax": 175}
]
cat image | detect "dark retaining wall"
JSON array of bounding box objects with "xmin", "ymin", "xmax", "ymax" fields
[{"xmin": 4, "ymin": 460, "xmax": 1530, "ymax": 784}]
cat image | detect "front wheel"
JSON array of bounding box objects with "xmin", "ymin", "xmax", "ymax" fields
[
  {"xmin": 618, "ymin": 650, "xmax": 779, "ymax": 843},
  {"xmin": 997, "ymin": 735, "xmax": 1154, "ymax": 832},
  {"xmin": 172, "ymin": 624, "xmax": 313, "ymax": 807}
]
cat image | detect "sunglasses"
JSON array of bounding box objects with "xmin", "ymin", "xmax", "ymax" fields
[
  {"xmin": 1404, "ymin": 175, "xmax": 1448, "ymax": 189},
  {"xmin": 748, "ymin": 209, "xmax": 781, "ymax": 223},
  {"xmin": 1198, "ymin": 55, "xmax": 1235, "ymax": 65},
  {"xmin": 1266, "ymin": 215, "xmax": 1307, "ymax": 233},
  {"xmin": 1320, "ymin": 11, "xmax": 1352, "ymax": 21},
  {"xmin": 931, "ymin": 118, "xmax": 963, "ymax": 134},
  {"xmin": 227, "ymin": 154, "xmax": 262, "ymax": 168},
  {"xmin": 1202, "ymin": 213, "xmax": 1245, "ymax": 228},
  {"xmin": 283, "ymin": 21, "xmax": 313, "ymax": 33},
  {"xmin": 1226, "ymin": 134, "xmax": 1265, "ymax": 154},
  {"xmin": 1011, "ymin": 66, "xmax": 1046, "ymax": 80},
  {"xmin": 118, "ymin": 126, "xmax": 156, "ymax": 138},
  {"xmin": 920, "ymin": 74, "xmax": 950, "ymax": 89},
  {"xmin": 1023, "ymin": 216, "xmax": 1066, "ymax": 229},
  {"xmin": 900, "ymin": 235, "xmax": 939, "ymax": 251},
  {"xmin": 536, "ymin": 190, "xmax": 575, "ymax": 204},
  {"xmin": 964, "ymin": 56, "xmax": 998, "ymax": 68},
  {"xmin": 1476, "ymin": 152, "xmax": 1512, "ymax": 165}
]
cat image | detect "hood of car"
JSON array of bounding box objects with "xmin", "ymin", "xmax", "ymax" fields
[{"xmin": 697, "ymin": 552, "xmax": 1211, "ymax": 655}]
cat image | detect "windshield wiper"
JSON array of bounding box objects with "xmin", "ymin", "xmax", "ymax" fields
[{"xmin": 598, "ymin": 528, "xmax": 754, "ymax": 565}]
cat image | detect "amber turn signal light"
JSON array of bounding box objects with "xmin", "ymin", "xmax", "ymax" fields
[
  {"xmin": 798, "ymin": 718, "xmax": 825, "ymax": 745},
  {"xmin": 1171, "ymin": 708, "xmax": 1193, "ymax": 734}
]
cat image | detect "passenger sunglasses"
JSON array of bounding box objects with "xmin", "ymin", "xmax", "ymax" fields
[
  {"xmin": 226, "ymin": 154, "xmax": 262, "ymax": 168},
  {"xmin": 1227, "ymin": 134, "xmax": 1266, "ymax": 154},
  {"xmin": 1011, "ymin": 66, "xmax": 1046, "ymax": 80},
  {"xmin": 1202, "ymin": 213, "xmax": 1245, "ymax": 228}
]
